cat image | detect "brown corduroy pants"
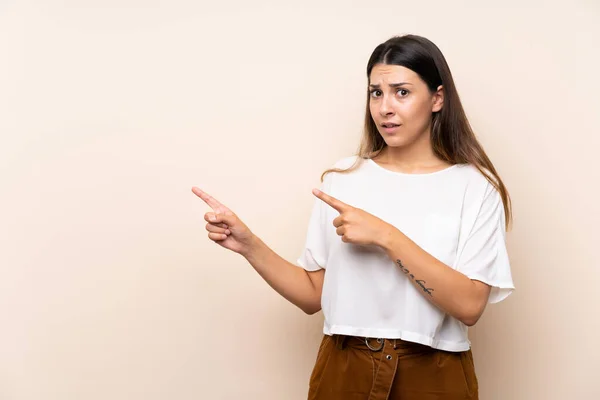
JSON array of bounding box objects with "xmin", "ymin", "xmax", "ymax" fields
[{"xmin": 307, "ymin": 334, "xmax": 478, "ymax": 400}]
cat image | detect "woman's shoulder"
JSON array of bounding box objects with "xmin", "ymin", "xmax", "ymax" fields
[
  {"xmin": 454, "ymin": 163, "xmax": 503, "ymax": 207},
  {"xmin": 455, "ymin": 163, "xmax": 496, "ymax": 185},
  {"xmin": 330, "ymin": 154, "xmax": 362, "ymax": 170}
]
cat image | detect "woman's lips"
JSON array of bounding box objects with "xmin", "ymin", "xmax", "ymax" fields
[{"xmin": 381, "ymin": 123, "xmax": 401, "ymax": 134}]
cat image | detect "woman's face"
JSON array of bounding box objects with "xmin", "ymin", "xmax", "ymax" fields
[{"xmin": 368, "ymin": 64, "xmax": 443, "ymax": 148}]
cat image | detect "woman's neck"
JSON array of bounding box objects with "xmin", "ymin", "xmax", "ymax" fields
[{"xmin": 374, "ymin": 145, "xmax": 451, "ymax": 174}]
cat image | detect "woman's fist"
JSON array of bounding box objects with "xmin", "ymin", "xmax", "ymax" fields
[
  {"xmin": 192, "ymin": 187, "xmax": 256, "ymax": 256},
  {"xmin": 312, "ymin": 188, "xmax": 392, "ymax": 248}
]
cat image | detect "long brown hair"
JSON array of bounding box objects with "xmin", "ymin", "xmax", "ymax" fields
[{"xmin": 321, "ymin": 34, "xmax": 513, "ymax": 229}]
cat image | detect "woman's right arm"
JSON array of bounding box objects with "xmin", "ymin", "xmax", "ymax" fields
[
  {"xmin": 192, "ymin": 186, "xmax": 324, "ymax": 315},
  {"xmin": 243, "ymin": 235, "xmax": 324, "ymax": 315}
]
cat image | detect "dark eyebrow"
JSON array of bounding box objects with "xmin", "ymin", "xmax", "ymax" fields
[{"xmin": 369, "ymin": 82, "xmax": 413, "ymax": 89}]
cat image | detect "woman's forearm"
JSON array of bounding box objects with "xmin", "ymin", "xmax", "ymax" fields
[
  {"xmin": 379, "ymin": 227, "xmax": 489, "ymax": 326},
  {"xmin": 241, "ymin": 235, "xmax": 321, "ymax": 314}
]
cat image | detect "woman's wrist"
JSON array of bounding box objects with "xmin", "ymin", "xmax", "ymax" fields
[
  {"xmin": 240, "ymin": 233, "xmax": 262, "ymax": 260},
  {"xmin": 377, "ymin": 223, "xmax": 403, "ymax": 253}
]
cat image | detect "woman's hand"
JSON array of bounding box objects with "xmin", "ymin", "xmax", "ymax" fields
[
  {"xmin": 192, "ymin": 187, "xmax": 256, "ymax": 256},
  {"xmin": 312, "ymin": 188, "xmax": 394, "ymax": 248}
]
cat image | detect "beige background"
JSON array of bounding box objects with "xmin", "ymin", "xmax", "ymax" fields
[{"xmin": 1, "ymin": 1, "xmax": 598, "ymax": 399}]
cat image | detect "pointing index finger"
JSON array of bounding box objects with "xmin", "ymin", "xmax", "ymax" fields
[
  {"xmin": 312, "ymin": 188, "xmax": 349, "ymax": 213},
  {"xmin": 192, "ymin": 187, "xmax": 229, "ymax": 212}
]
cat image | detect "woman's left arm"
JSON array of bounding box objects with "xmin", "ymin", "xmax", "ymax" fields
[
  {"xmin": 312, "ymin": 184, "xmax": 512, "ymax": 327},
  {"xmin": 377, "ymin": 228, "xmax": 491, "ymax": 326}
]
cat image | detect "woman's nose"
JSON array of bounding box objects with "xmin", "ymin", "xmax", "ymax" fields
[{"xmin": 379, "ymin": 96, "xmax": 394, "ymax": 116}]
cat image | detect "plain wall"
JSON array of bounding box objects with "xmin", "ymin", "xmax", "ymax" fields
[{"xmin": 1, "ymin": 1, "xmax": 598, "ymax": 399}]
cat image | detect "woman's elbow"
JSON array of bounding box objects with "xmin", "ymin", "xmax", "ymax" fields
[
  {"xmin": 459, "ymin": 300, "xmax": 488, "ymax": 326},
  {"xmin": 302, "ymin": 304, "xmax": 322, "ymax": 315},
  {"xmin": 460, "ymin": 313, "xmax": 482, "ymax": 327},
  {"xmin": 459, "ymin": 282, "xmax": 491, "ymax": 326}
]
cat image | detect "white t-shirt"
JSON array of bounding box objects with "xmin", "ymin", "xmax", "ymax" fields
[{"xmin": 297, "ymin": 155, "xmax": 515, "ymax": 352}]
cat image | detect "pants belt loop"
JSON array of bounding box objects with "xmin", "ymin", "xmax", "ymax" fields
[{"xmin": 335, "ymin": 334, "xmax": 348, "ymax": 350}]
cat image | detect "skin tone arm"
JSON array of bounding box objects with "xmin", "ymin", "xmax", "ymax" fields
[
  {"xmin": 243, "ymin": 235, "xmax": 325, "ymax": 315},
  {"xmin": 192, "ymin": 187, "xmax": 324, "ymax": 315},
  {"xmin": 192, "ymin": 185, "xmax": 490, "ymax": 324},
  {"xmin": 378, "ymin": 229, "xmax": 491, "ymax": 326},
  {"xmin": 311, "ymin": 188, "xmax": 491, "ymax": 327}
]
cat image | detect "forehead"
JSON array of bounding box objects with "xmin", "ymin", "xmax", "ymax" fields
[{"xmin": 369, "ymin": 64, "xmax": 419, "ymax": 84}]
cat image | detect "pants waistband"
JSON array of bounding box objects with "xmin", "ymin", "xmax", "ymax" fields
[{"xmin": 332, "ymin": 334, "xmax": 438, "ymax": 355}]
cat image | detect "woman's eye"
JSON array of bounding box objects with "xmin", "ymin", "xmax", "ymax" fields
[
  {"xmin": 370, "ymin": 90, "xmax": 382, "ymax": 98},
  {"xmin": 397, "ymin": 89, "xmax": 409, "ymax": 97}
]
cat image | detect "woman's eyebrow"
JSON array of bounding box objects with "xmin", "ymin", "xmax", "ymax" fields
[{"xmin": 369, "ymin": 82, "xmax": 413, "ymax": 88}]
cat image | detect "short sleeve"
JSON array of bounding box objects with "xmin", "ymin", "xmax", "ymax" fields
[
  {"xmin": 296, "ymin": 174, "xmax": 332, "ymax": 271},
  {"xmin": 454, "ymin": 181, "xmax": 515, "ymax": 304}
]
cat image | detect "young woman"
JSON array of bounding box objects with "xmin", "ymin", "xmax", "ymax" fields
[{"xmin": 193, "ymin": 34, "xmax": 515, "ymax": 400}]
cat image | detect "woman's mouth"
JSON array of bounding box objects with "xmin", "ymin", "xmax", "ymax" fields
[{"xmin": 381, "ymin": 123, "xmax": 401, "ymax": 134}]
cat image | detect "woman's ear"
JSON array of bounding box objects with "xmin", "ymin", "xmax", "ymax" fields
[{"xmin": 432, "ymin": 85, "xmax": 444, "ymax": 112}]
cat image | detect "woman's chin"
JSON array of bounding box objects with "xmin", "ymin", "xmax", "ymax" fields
[{"xmin": 382, "ymin": 136, "xmax": 409, "ymax": 148}]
